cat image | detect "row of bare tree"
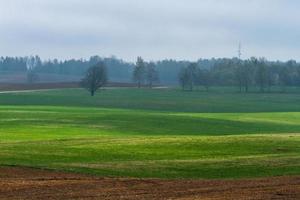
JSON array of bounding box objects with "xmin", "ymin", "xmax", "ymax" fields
[
  {"xmin": 132, "ymin": 57, "xmax": 159, "ymax": 88},
  {"xmin": 178, "ymin": 57, "xmax": 295, "ymax": 93},
  {"xmin": 80, "ymin": 56, "xmax": 297, "ymax": 96}
]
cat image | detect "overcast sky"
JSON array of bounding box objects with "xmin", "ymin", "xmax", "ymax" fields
[{"xmin": 0, "ymin": 0, "xmax": 299, "ymax": 61}]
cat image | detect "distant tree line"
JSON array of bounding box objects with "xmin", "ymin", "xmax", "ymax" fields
[
  {"xmin": 177, "ymin": 57, "xmax": 300, "ymax": 92},
  {"xmin": 1, "ymin": 55, "xmax": 300, "ymax": 92},
  {"xmin": 0, "ymin": 55, "xmax": 132, "ymax": 83}
]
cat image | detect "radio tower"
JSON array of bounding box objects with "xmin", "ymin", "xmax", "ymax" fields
[{"xmin": 238, "ymin": 42, "xmax": 242, "ymax": 60}]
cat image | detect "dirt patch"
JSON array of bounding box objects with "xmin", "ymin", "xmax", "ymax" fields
[{"xmin": 0, "ymin": 167, "xmax": 299, "ymax": 200}]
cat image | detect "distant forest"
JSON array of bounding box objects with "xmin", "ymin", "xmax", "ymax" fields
[{"xmin": 1, "ymin": 55, "xmax": 300, "ymax": 89}]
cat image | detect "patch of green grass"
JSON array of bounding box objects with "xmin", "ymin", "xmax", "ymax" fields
[
  {"xmin": 0, "ymin": 103, "xmax": 299, "ymax": 179},
  {"xmin": 1, "ymin": 87, "xmax": 300, "ymax": 112}
]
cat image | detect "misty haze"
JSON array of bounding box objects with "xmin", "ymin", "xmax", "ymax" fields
[{"xmin": 0, "ymin": 1, "xmax": 299, "ymax": 200}]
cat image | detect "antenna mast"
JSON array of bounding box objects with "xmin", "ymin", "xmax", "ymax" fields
[{"xmin": 238, "ymin": 42, "xmax": 242, "ymax": 60}]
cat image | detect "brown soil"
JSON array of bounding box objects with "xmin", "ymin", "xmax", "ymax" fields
[{"xmin": 0, "ymin": 167, "xmax": 299, "ymax": 200}]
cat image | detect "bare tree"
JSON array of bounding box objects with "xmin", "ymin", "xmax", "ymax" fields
[
  {"xmin": 255, "ymin": 58, "xmax": 268, "ymax": 93},
  {"xmin": 81, "ymin": 62, "xmax": 108, "ymax": 96},
  {"xmin": 279, "ymin": 66, "xmax": 290, "ymax": 92},
  {"xmin": 27, "ymin": 70, "xmax": 39, "ymax": 83},
  {"xmin": 178, "ymin": 63, "xmax": 198, "ymax": 91},
  {"xmin": 133, "ymin": 57, "xmax": 146, "ymax": 88},
  {"xmin": 265, "ymin": 64, "xmax": 275, "ymax": 92},
  {"xmin": 235, "ymin": 59, "xmax": 243, "ymax": 93},
  {"xmin": 26, "ymin": 56, "xmax": 39, "ymax": 84},
  {"xmin": 178, "ymin": 67, "xmax": 189, "ymax": 90},
  {"xmin": 146, "ymin": 62, "xmax": 159, "ymax": 88},
  {"xmin": 196, "ymin": 68, "xmax": 211, "ymax": 92},
  {"xmin": 186, "ymin": 63, "xmax": 198, "ymax": 91},
  {"xmin": 242, "ymin": 58, "xmax": 255, "ymax": 93}
]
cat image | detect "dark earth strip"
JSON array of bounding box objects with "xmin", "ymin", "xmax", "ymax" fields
[{"xmin": 0, "ymin": 167, "xmax": 299, "ymax": 200}]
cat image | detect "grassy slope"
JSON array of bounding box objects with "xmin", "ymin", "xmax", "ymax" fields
[
  {"xmin": 0, "ymin": 87, "xmax": 300, "ymax": 113},
  {"xmin": 0, "ymin": 88, "xmax": 299, "ymax": 179}
]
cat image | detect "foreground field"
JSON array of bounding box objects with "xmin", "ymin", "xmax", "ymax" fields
[
  {"xmin": 0, "ymin": 88, "xmax": 299, "ymax": 179},
  {"xmin": 1, "ymin": 167, "xmax": 299, "ymax": 200},
  {"xmin": 0, "ymin": 88, "xmax": 299, "ymax": 199}
]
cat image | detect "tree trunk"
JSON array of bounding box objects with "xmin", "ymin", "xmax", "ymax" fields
[
  {"xmin": 239, "ymin": 81, "xmax": 242, "ymax": 93},
  {"xmin": 281, "ymin": 85, "xmax": 286, "ymax": 93},
  {"xmin": 91, "ymin": 90, "xmax": 95, "ymax": 96},
  {"xmin": 260, "ymin": 85, "xmax": 264, "ymax": 93},
  {"xmin": 205, "ymin": 86, "xmax": 209, "ymax": 92}
]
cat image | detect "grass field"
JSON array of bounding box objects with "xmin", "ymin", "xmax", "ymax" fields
[{"xmin": 0, "ymin": 88, "xmax": 299, "ymax": 179}]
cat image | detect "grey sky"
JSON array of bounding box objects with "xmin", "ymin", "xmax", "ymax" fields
[{"xmin": 0, "ymin": 0, "xmax": 299, "ymax": 61}]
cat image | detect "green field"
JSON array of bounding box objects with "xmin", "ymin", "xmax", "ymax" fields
[{"xmin": 0, "ymin": 88, "xmax": 299, "ymax": 179}]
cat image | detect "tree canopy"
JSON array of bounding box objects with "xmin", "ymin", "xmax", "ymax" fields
[{"xmin": 80, "ymin": 62, "xmax": 108, "ymax": 96}]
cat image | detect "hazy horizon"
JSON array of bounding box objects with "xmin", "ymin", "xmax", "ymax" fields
[{"xmin": 0, "ymin": 0, "xmax": 299, "ymax": 62}]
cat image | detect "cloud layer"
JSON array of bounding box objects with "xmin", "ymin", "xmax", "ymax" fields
[{"xmin": 0, "ymin": 0, "xmax": 299, "ymax": 61}]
